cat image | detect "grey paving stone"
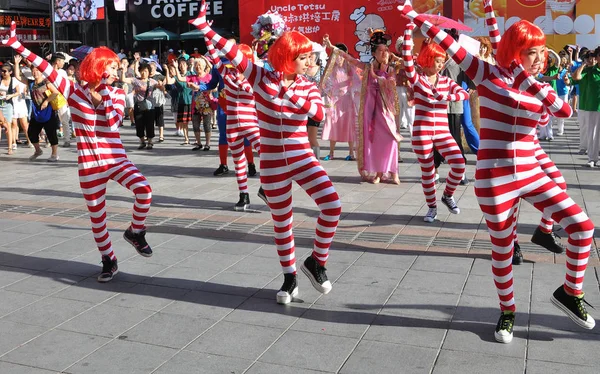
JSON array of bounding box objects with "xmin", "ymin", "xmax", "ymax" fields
[
  {"xmin": 4, "ymin": 297, "xmax": 94, "ymax": 328},
  {"xmin": 463, "ymin": 273, "xmax": 532, "ymax": 303},
  {"xmin": 105, "ymin": 283, "xmax": 189, "ymax": 311},
  {"xmin": 431, "ymin": 350, "xmax": 523, "ymax": 374},
  {"xmin": 335, "ymin": 264, "xmax": 406, "ymax": 286},
  {"xmin": 227, "ymin": 255, "xmax": 288, "ymax": 277},
  {"xmin": 245, "ymin": 361, "xmax": 327, "ymax": 374},
  {"xmin": 0, "ymin": 320, "xmax": 47, "ymax": 356},
  {"xmin": 2, "ymin": 329, "xmax": 111, "ymax": 372},
  {"xmin": 196, "ymin": 271, "xmax": 275, "ymax": 297},
  {"xmin": 381, "ymin": 290, "xmax": 460, "ymax": 321},
  {"xmin": 443, "ymin": 321, "xmax": 527, "ymax": 359},
  {"xmin": 42, "ymin": 255, "xmax": 100, "ymax": 276},
  {"xmin": 53, "ymin": 278, "xmax": 138, "ymax": 304},
  {"xmin": 160, "ymin": 290, "xmax": 247, "ymax": 319},
  {"xmin": 127, "ymin": 247, "xmax": 195, "ymax": 267},
  {"xmin": 260, "ymin": 330, "xmax": 357, "ymax": 372},
  {"xmin": 153, "ymin": 350, "xmax": 252, "ymax": 374},
  {"xmin": 411, "ymin": 255, "xmax": 475, "ymax": 275},
  {"xmin": 124, "ymin": 312, "xmax": 215, "ymax": 349},
  {"xmin": 171, "ymin": 251, "xmax": 245, "ymax": 273},
  {"xmin": 59, "ymin": 304, "xmax": 155, "ymax": 338},
  {"xmin": 397, "ymin": 269, "xmax": 468, "ymax": 295},
  {"xmin": 0, "ymin": 361, "xmax": 57, "ymax": 373},
  {"xmin": 525, "ymin": 359, "xmax": 597, "ymax": 374},
  {"xmin": 351, "ymin": 251, "xmax": 418, "ymax": 270},
  {"xmin": 109, "ymin": 260, "xmax": 167, "ymax": 283},
  {"xmin": 315, "ymin": 282, "xmax": 396, "ymax": 310},
  {"xmin": 290, "ymin": 305, "xmax": 374, "ymax": 339},
  {"xmin": 153, "ymin": 236, "xmax": 218, "ymax": 252},
  {"xmin": 224, "ymin": 296, "xmax": 308, "ymax": 329},
  {"xmin": 6, "ymin": 235, "xmax": 71, "ymax": 251},
  {"xmin": 340, "ymin": 340, "xmax": 437, "ymax": 374},
  {"xmin": 187, "ymin": 321, "xmax": 283, "ymax": 360},
  {"xmin": 364, "ymin": 314, "xmax": 448, "ymax": 348},
  {"xmin": 203, "ymin": 240, "xmax": 266, "ymax": 256},
  {"xmin": 65, "ymin": 339, "xmax": 177, "ymax": 374},
  {"xmin": 0, "ymin": 265, "xmax": 35, "ymax": 288},
  {"xmin": 4, "ymin": 271, "xmax": 85, "ymax": 296},
  {"xmin": 0, "ymin": 289, "xmax": 42, "ymax": 317}
]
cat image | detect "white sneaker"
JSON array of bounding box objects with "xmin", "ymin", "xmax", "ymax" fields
[
  {"xmin": 29, "ymin": 149, "xmax": 43, "ymax": 161},
  {"xmin": 595, "ymin": 161, "xmax": 600, "ymax": 168},
  {"xmin": 424, "ymin": 207, "xmax": 437, "ymax": 223},
  {"xmin": 434, "ymin": 173, "xmax": 440, "ymax": 183},
  {"xmin": 441, "ymin": 194, "xmax": 460, "ymax": 214},
  {"xmin": 586, "ymin": 161, "xmax": 595, "ymax": 168},
  {"xmin": 11, "ymin": 144, "xmax": 16, "ymax": 150},
  {"xmin": 47, "ymin": 155, "xmax": 59, "ymax": 162}
]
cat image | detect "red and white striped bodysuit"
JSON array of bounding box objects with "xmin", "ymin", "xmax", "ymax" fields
[
  {"xmin": 402, "ymin": 27, "xmax": 468, "ymax": 208},
  {"xmin": 199, "ymin": 25, "xmax": 341, "ymax": 274},
  {"xmin": 3, "ymin": 26, "xmax": 152, "ymax": 262},
  {"xmin": 205, "ymin": 41, "xmax": 260, "ymax": 194},
  {"xmin": 399, "ymin": 4, "xmax": 594, "ymax": 313},
  {"xmin": 481, "ymin": 2, "xmax": 565, "ymax": 243}
]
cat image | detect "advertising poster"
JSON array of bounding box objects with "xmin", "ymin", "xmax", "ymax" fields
[
  {"xmin": 54, "ymin": 0, "xmax": 106, "ymax": 22},
  {"xmin": 238, "ymin": 0, "xmax": 600, "ymax": 61}
]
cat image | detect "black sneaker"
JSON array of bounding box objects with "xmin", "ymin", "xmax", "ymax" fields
[
  {"xmin": 97, "ymin": 256, "xmax": 118, "ymax": 283},
  {"xmin": 234, "ymin": 192, "xmax": 250, "ymax": 211},
  {"xmin": 213, "ymin": 164, "xmax": 229, "ymax": 176},
  {"xmin": 531, "ymin": 227, "xmax": 564, "ymax": 254},
  {"xmin": 301, "ymin": 256, "xmax": 332, "ymax": 294},
  {"xmin": 137, "ymin": 142, "xmax": 147, "ymax": 150},
  {"xmin": 551, "ymin": 285, "xmax": 595, "ymax": 329},
  {"xmin": 441, "ymin": 194, "xmax": 460, "ymax": 214},
  {"xmin": 276, "ymin": 273, "xmax": 298, "ymax": 304},
  {"xmin": 459, "ymin": 176, "xmax": 470, "ymax": 185},
  {"xmin": 248, "ymin": 163, "xmax": 257, "ymax": 177},
  {"xmin": 512, "ymin": 242, "xmax": 523, "ymax": 265},
  {"xmin": 123, "ymin": 227, "xmax": 153, "ymax": 257},
  {"xmin": 494, "ymin": 312, "xmax": 515, "ymax": 343},
  {"xmin": 257, "ymin": 186, "xmax": 268, "ymax": 205}
]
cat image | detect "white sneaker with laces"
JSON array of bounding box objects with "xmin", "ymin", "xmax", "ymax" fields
[
  {"xmin": 424, "ymin": 207, "xmax": 437, "ymax": 223},
  {"xmin": 586, "ymin": 161, "xmax": 595, "ymax": 168},
  {"xmin": 47, "ymin": 155, "xmax": 59, "ymax": 162}
]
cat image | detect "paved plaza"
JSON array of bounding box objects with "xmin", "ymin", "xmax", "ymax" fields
[{"xmin": 0, "ymin": 116, "xmax": 598, "ymax": 373}]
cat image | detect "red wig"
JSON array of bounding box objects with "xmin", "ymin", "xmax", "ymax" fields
[
  {"xmin": 79, "ymin": 47, "xmax": 119, "ymax": 85},
  {"xmin": 416, "ymin": 43, "xmax": 446, "ymax": 69},
  {"xmin": 238, "ymin": 44, "xmax": 254, "ymax": 62},
  {"xmin": 496, "ymin": 20, "xmax": 546, "ymax": 70},
  {"xmin": 268, "ymin": 31, "xmax": 312, "ymax": 74}
]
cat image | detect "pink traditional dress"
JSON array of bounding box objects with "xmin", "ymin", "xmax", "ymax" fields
[{"xmin": 321, "ymin": 48, "xmax": 401, "ymax": 180}]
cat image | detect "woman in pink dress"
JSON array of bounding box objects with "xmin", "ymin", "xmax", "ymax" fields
[{"xmin": 322, "ymin": 30, "xmax": 401, "ymax": 184}]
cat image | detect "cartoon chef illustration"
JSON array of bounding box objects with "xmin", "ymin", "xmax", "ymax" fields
[{"xmin": 350, "ymin": 6, "xmax": 386, "ymax": 63}]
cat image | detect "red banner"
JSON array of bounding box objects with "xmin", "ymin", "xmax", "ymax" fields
[{"xmin": 238, "ymin": 0, "xmax": 412, "ymax": 62}]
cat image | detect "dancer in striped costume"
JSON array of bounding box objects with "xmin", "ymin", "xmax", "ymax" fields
[
  {"xmin": 398, "ymin": 0, "xmax": 595, "ymax": 343},
  {"xmin": 478, "ymin": 0, "xmax": 565, "ymax": 264},
  {"xmin": 192, "ymin": 0, "xmax": 341, "ymax": 304},
  {"xmin": 402, "ymin": 24, "xmax": 468, "ymax": 222},
  {"xmin": 204, "ymin": 38, "xmax": 262, "ymax": 211},
  {"xmin": 2, "ymin": 22, "xmax": 153, "ymax": 283}
]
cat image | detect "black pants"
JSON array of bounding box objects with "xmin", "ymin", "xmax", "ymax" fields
[
  {"xmin": 134, "ymin": 106, "xmax": 155, "ymax": 140},
  {"xmin": 434, "ymin": 113, "xmax": 465, "ymax": 169},
  {"xmin": 154, "ymin": 105, "xmax": 164, "ymax": 128},
  {"xmin": 28, "ymin": 114, "xmax": 59, "ymax": 146}
]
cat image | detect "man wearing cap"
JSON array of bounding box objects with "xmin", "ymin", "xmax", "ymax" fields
[
  {"xmin": 167, "ymin": 49, "xmax": 177, "ymax": 64},
  {"xmin": 191, "ymin": 47, "xmax": 202, "ymax": 59}
]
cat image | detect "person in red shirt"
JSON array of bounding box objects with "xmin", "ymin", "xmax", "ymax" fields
[
  {"xmin": 191, "ymin": 47, "xmax": 203, "ymax": 59},
  {"xmin": 167, "ymin": 49, "xmax": 177, "ymax": 64}
]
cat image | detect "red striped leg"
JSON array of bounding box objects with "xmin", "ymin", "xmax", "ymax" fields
[
  {"xmin": 228, "ymin": 134, "xmax": 248, "ymax": 193},
  {"xmin": 432, "ymin": 131, "xmax": 465, "ymax": 196},
  {"xmin": 411, "ymin": 132, "xmax": 436, "ymax": 207},
  {"xmin": 79, "ymin": 167, "xmax": 114, "ymax": 259},
  {"xmin": 480, "ymin": 198, "xmax": 520, "ymax": 312},
  {"xmin": 511, "ymin": 204, "xmax": 519, "ymax": 244},
  {"xmin": 292, "ymin": 157, "xmax": 341, "ymax": 266},
  {"xmin": 263, "ymin": 176, "xmax": 296, "ymax": 274},
  {"xmin": 245, "ymin": 126, "xmax": 261, "ymax": 155},
  {"xmin": 523, "ymin": 178, "xmax": 594, "ymax": 296},
  {"xmin": 107, "ymin": 161, "xmax": 152, "ymax": 233}
]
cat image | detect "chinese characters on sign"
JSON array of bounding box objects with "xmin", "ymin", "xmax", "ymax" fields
[
  {"xmin": 0, "ymin": 14, "xmax": 52, "ymax": 28},
  {"xmin": 269, "ymin": 3, "xmax": 341, "ymax": 35}
]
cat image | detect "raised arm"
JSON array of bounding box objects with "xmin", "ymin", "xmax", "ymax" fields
[
  {"xmin": 511, "ymin": 61, "xmax": 572, "ymax": 118},
  {"xmin": 190, "ymin": 1, "xmax": 261, "ymax": 85},
  {"xmin": 401, "ymin": 23, "xmax": 418, "ymax": 85},
  {"xmin": 2, "ymin": 22, "xmax": 73, "ymax": 98},
  {"xmin": 95, "ymin": 74, "xmax": 125, "ymax": 131},
  {"xmin": 398, "ymin": 0, "xmax": 490, "ymax": 85},
  {"xmin": 204, "ymin": 37, "xmax": 226, "ymax": 76},
  {"xmin": 483, "ymin": 0, "xmax": 500, "ymax": 56}
]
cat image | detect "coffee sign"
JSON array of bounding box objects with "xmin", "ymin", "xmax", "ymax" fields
[{"xmin": 129, "ymin": 0, "xmax": 233, "ymax": 21}]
